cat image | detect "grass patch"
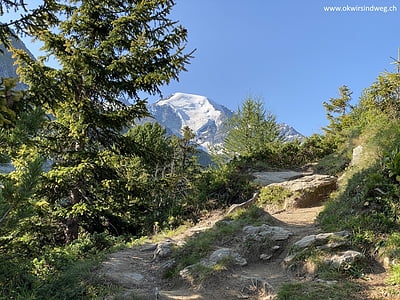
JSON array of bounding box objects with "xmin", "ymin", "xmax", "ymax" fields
[
  {"xmin": 277, "ymin": 281, "xmax": 362, "ymax": 300},
  {"xmin": 388, "ymin": 264, "xmax": 400, "ymax": 285},
  {"xmin": 36, "ymin": 257, "xmax": 114, "ymax": 299},
  {"xmin": 313, "ymin": 151, "xmax": 350, "ymax": 176},
  {"xmin": 318, "ymin": 161, "xmax": 400, "ymax": 235}
]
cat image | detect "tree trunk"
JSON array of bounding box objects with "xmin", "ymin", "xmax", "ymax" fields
[{"xmin": 64, "ymin": 188, "xmax": 79, "ymax": 243}]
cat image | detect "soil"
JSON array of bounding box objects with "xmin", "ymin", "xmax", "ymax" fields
[{"xmin": 98, "ymin": 188, "xmax": 395, "ymax": 300}]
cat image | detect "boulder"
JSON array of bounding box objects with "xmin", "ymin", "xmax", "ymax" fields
[
  {"xmin": 327, "ymin": 250, "xmax": 364, "ymax": 268},
  {"xmin": 293, "ymin": 231, "xmax": 350, "ymax": 249},
  {"xmin": 253, "ymin": 171, "xmax": 307, "ymax": 186},
  {"xmin": 153, "ymin": 241, "xmax": 174, "ymax": 260},
  {"xmin": 351, "ymin": 145, "xmax": 363, "ymax": 166},
  {"xmin": 243, "ymin": 224, "xmax": 292, "ymax": 242},
  {"xmin": 268, "ymin": 174, "xmax": 337, "ymax": 208},
  {"xmin": 204, "ymin": 248, "xmax": 247, "ymax": 267},
  {"xmin": 180, "ymin": 248, "xmax": 247, "ymax": 280}
]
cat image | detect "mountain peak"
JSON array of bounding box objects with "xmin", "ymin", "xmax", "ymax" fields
[
  {"xmin": 149, "ymin": 93, "xmax": 233, "ymax": 150},
  {"xmin": 147, "ymin": 93, "xmax": 304, "ymax": 151}
]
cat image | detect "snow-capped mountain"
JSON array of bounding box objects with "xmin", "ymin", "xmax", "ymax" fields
[
  {"xmin": 148, "ymin": 93, "xmax": 304, "ymax": 151},
  {"xmin": 149, "ymin": 93, "xmax": 234, "ymax": 150},
  {"xmin": 278, "ymin": 123, "xmax": 305, "ymax": 142}
]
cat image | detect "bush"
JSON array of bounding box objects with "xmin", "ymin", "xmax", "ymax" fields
[
  {"xmin": 190, "ymin": 162, "xmax": 256, "ymax": 209},
  {"xmin": 257, "ymin": 186, "xmax": 293, "ymax": 210}
]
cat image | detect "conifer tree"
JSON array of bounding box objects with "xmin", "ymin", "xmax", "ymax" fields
[
  {"xmin": 323, "ymin": 85, "xmax": 353, "ymax": 134},
  {"xmin": 223, "ymin": 96, "xmax": 280, "ymax": 159},
  {"xmin": 12, "ymin": 0, "xmax": 193, "ymax": 242},
  {"xmin": 0, "ymin": 0, "xmax": 60, "ymax": 46}
]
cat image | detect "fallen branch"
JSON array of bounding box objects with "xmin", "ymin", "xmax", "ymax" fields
[{"xmin": 226, "ymin": 191, "xmax": 260, "ymax": 215}]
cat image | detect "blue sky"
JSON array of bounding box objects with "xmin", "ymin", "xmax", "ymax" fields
[{"xmin": 8, "ymin": 0, "xmax": 400, "ymax": 135}]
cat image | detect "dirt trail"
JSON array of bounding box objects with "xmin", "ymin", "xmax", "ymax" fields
[
  {"xmin": 99, "ymin": 204, "xmax": 325, "ymax": 300},
  {"xmin": 231, "ymin": 205, "xmax": 324, "ymax": 298}
]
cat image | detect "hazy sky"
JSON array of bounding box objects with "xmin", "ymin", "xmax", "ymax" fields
[{"xmin": 8, "ymin": 0, "xmax": 400, "ymax": 135}]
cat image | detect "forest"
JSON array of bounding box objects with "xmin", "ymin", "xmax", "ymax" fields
[{"xmin": 1, "ymin": 0, "xmax": 400, "ymax": 299}]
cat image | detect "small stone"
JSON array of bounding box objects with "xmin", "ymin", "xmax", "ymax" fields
[
  {"xmin": 260, "ymin": 254, "xmax": 273, "ymax": 261},
  {"xmin": 272, "ymin": 245, "xmax": 280, "ymax": 251},
  {"xmin": 179, "ymin": 265, "xmax": 193, "ymax": 279},
  {"xmin": 316, "ymin": 279, "xmax": 338, "ymax": 285}
]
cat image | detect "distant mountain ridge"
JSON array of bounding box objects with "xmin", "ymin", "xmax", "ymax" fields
[
  {"xmin": 0, "ymin": 40, "xmax": 304, "ymax": 150},
  {"xmin": 147, "ymin": 92, "xmax": 304, "ymax": 151},
  {"xmin": 0, "ymin": 35, "xmax": 35, "ymax": 89}
]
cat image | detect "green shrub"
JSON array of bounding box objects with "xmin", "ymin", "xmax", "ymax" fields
[
  {"xmin": 257, "ymin": 186, "xmax": 293, "ymax": 209},
  {"xmin": 384, "ymin": 147, "xmax": 400, "ymax": 182},
  {"xmin": 313, "ymin": 151, "xmax": 351, "ymax": 175},
  {"xmin": 388, "ymin": 264, "xmax": 400, "ymax": 285},
  {"xmin": 190, "ymin": 162, "xmax": 256, "ymax": 208}
]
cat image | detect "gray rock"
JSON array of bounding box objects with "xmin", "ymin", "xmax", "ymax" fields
[
  {"xmin": 179, "ymin": 265, "xmax": 193, "ymax": 280},
  {"xmin": 0, "ymin": 163, "xmax": 15, "ymax": 174},
  {"xmin": 351, "ymin": 145, "xmax": 363, "ymax": 166},
  {"xmin": 294, "ymin": 235, "xmax": 317, "ymax": 248},
  {"xmin": 104, "ymin": 271, "xmax": 145, "ymax": 288},
  {"xmin": 243, "ymin": 224, "xmax": 292, "ymax": 242},
  {"xmin": 315, "ymin": 279, "xmax": 338, "ymax": 285},
  {"xmin": 179, "ymin": 248, "xmax": 247, "ymax": 281},
  {"xmin": 140, "ymin": 244, "xmax": 157, "ymax": 252},
  {"xmin": 205, "ymin": 248, "xmax": 247, "ymax": 267},
  {"xmin": 327, "ymin": 250, "xmax": 364, "ymax": 268},
  {"xmin": 283, "ymin": 253, "xmax": 297, "ymax": 265},
  {"xmin": 253, "ymin": 171, "xmax": 306, "ymax": 186},
  {"xmin": 153, "ymin": 241, "xmax": 173, "ymax": 260},
  {"xmin": 260, "ymin": 254, "xmax": 273, "ymax": 261},
  {"xmin": 268, "ymin": 174, "xmax": 337, "ymax": 208},
  {"xmin": 294, "ymin": 231, "xmax": 351, "ymax": 249}
]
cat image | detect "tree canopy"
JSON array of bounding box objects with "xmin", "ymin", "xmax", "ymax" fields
[
  {"xmin": 222, "ymin": 96, "xmax": 280, "ymax": 159},
  {"xmin": 3, "ymin": 0, "xmax": 194, "ymax": 243}
]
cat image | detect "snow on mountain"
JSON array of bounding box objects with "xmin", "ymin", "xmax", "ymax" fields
[
  {"xmin": 148, "ymin": 93, "xmax": 304, "ymax": 151},
  {"xmin": 149, "ymin": 93, "xmax": 233, "ymax": 150},
  {"xmin": 278, "ymin": 123, "xmax": 305, "ymax": 142}
]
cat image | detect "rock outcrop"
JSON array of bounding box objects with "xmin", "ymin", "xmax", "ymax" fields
[
  {"xmin": 284, "ymin": 231, "xmax": 364, "ymax": 279},
  {"xmin": 242, "ymin": 224, "xmax": 292, "ymax": 242},
  {"xmin": 253, "ymin": 171, "xmax": 307, "ymax": 186},
  {"xmin": 268, "ymin": 174, "xmax": 337, "ymax": 208}
]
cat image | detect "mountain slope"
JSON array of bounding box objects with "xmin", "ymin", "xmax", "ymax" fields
[
  {"xmin": 148, "ymin": 93, "xmax": 304, "ymax": 151},
  {"xmin": 0, "ymin": 35, "xmax": 35, "ymax": 89}
]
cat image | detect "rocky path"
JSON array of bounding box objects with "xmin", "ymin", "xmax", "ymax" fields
[
  {"xmin": 97, "ymin": 172, "xmax": 386, "ymax": 299},
  {"xmin": 99, "ymin": 203, "xmax": 325, "ymax": 300}
]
